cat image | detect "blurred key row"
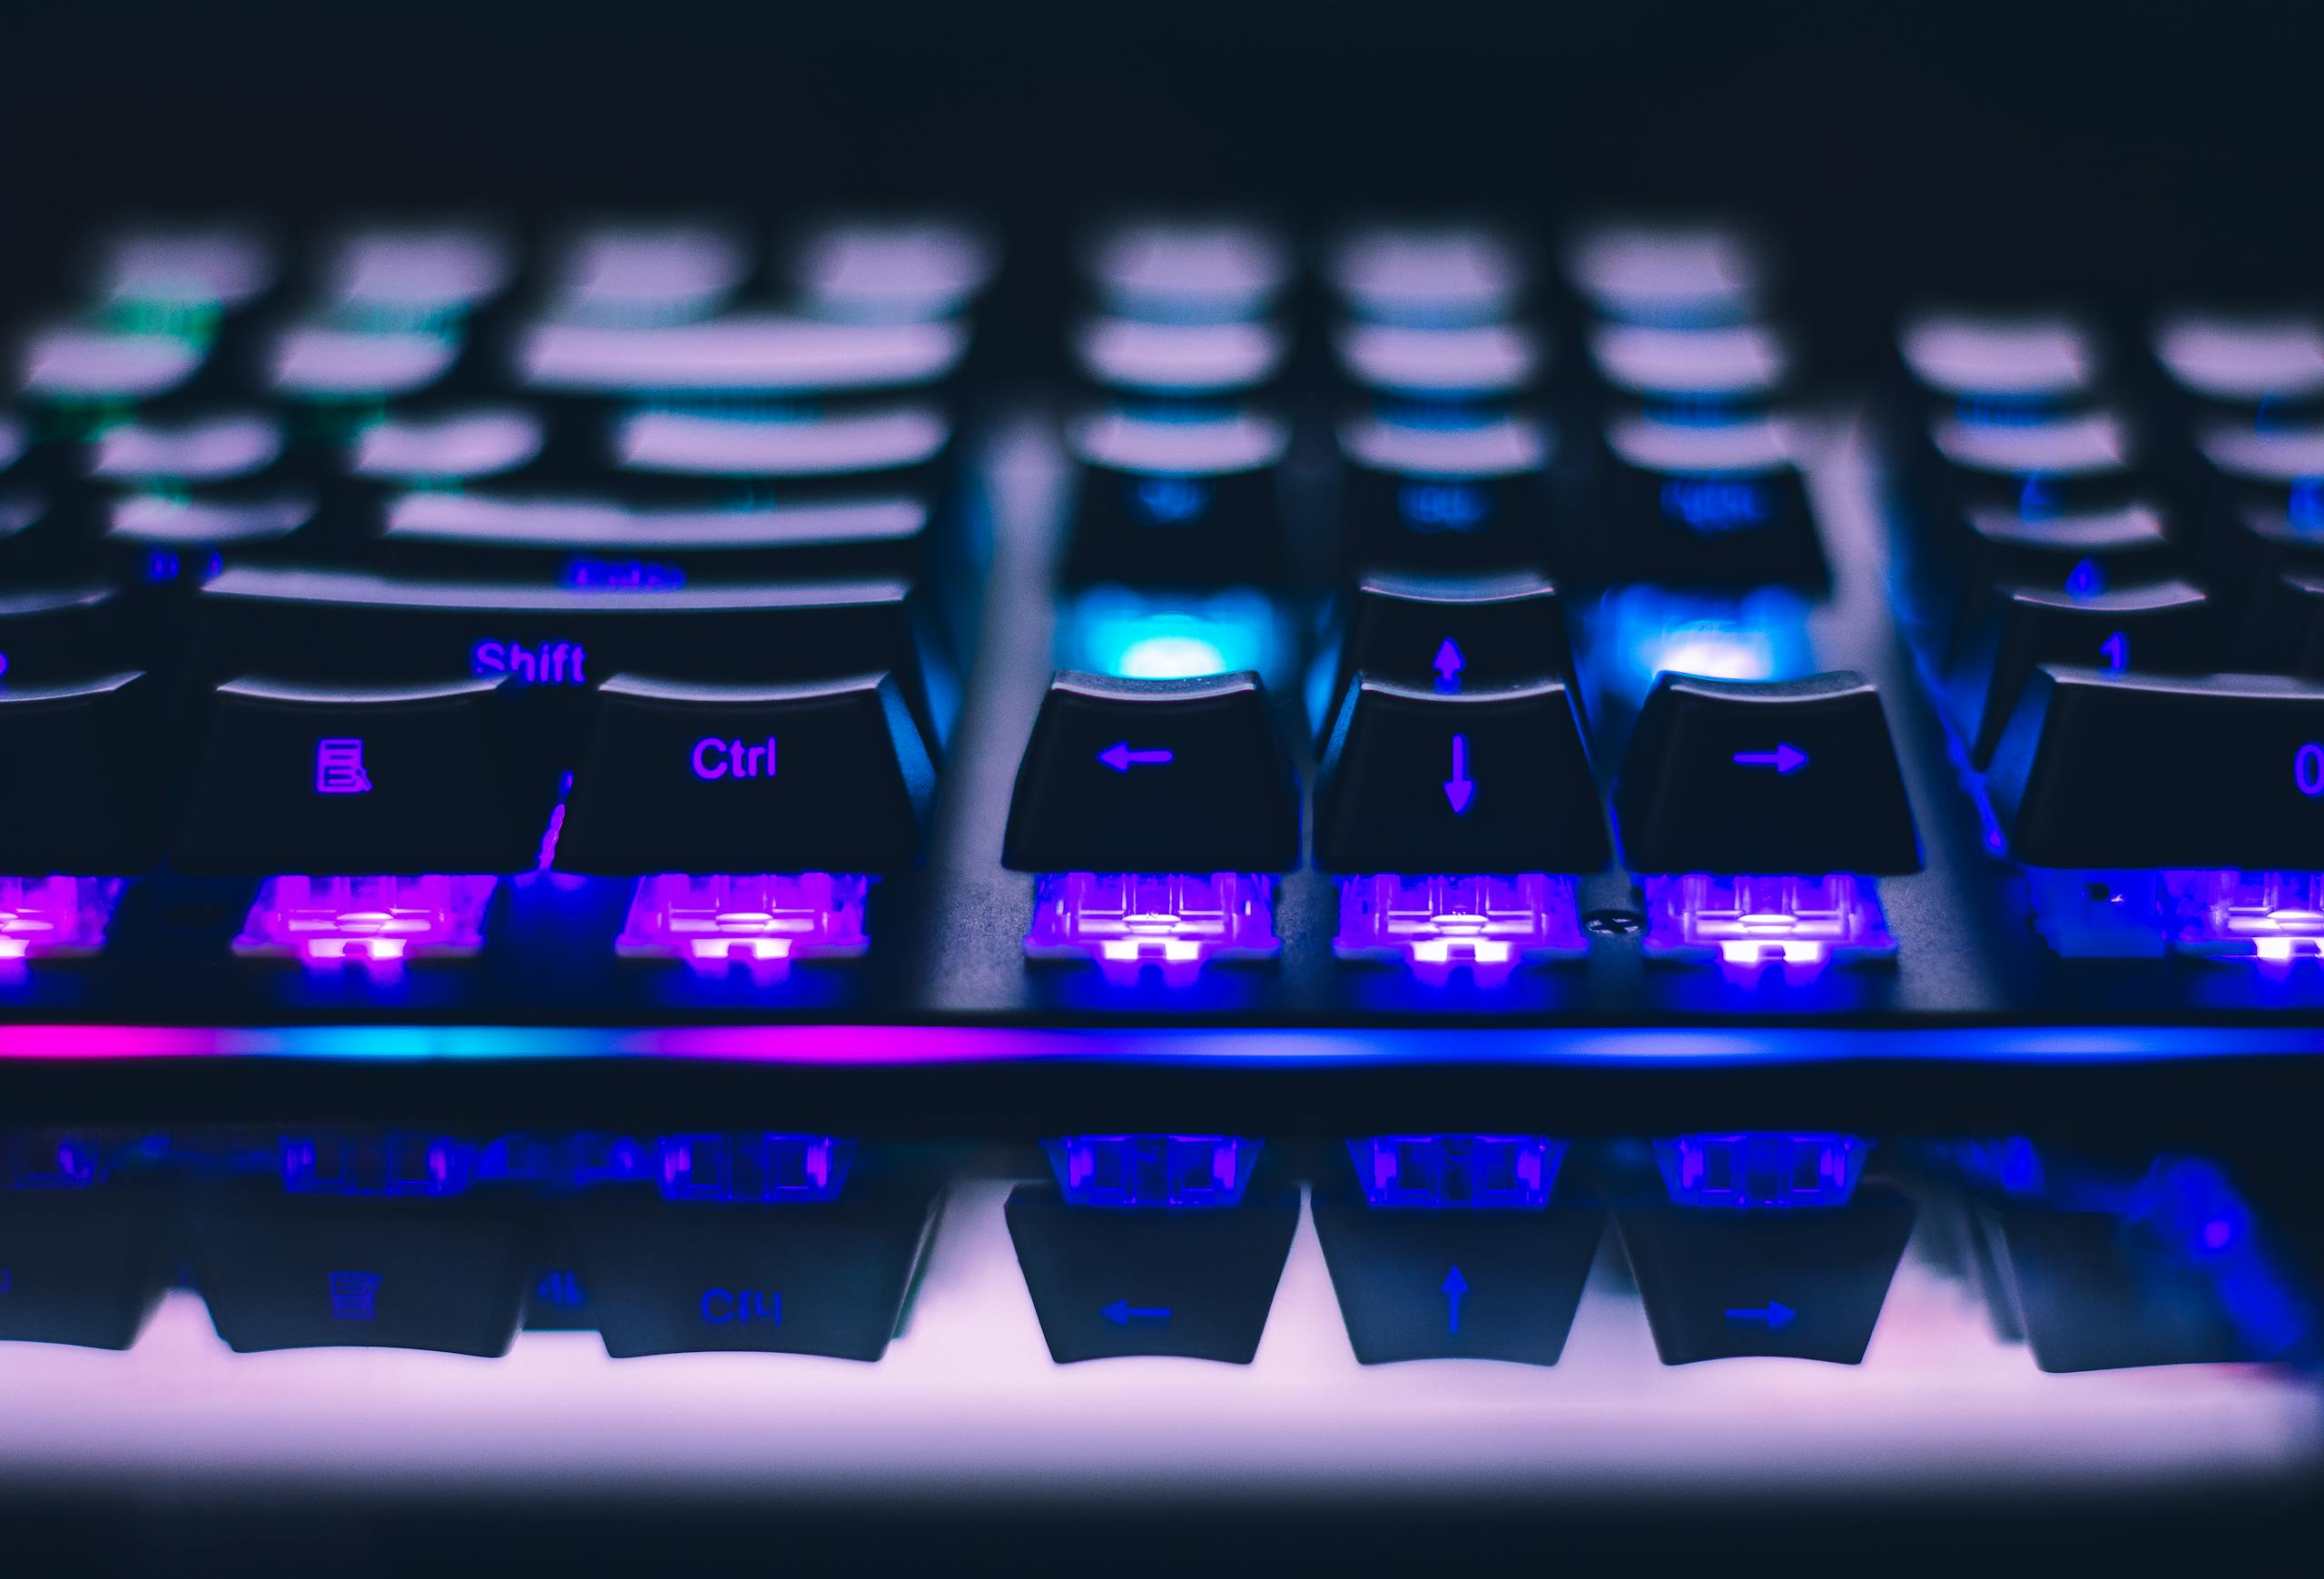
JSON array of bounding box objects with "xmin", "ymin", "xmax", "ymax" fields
[{"xmin": 3, "ymin": 1128, "xmax": 2305, "ymax": 1375}]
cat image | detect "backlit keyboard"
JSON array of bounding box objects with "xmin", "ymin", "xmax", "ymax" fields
[{"xmin": 4, "ymin": 211, "xmax": 2321, "ymax": 1514}]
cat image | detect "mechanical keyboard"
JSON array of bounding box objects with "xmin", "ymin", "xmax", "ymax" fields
[{"xmin": 4, "ymin": 205, "xmax": 2322, "ymax": 1535}]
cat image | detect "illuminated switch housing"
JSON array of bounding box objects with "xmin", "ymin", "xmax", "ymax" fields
[
  {"xmin": 1006, "ymin": 670, "xmax": 1299, "ymax": 975},
  {"xmin": 1613, "ymin": 1133, "xmax": 1914, "ymax": 1365},
  {"xmin": 1007, "ymin": 1137, "xmax": 1296, "ymax": 1364},
  {"xmin": 1313, "ymin": 1135, "xmax": 1603, "ymax": 1366}
]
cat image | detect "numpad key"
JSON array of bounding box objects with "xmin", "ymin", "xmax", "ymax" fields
[{"xmin": 2, "ymin": 210, "xmax": 2322, "ymax": 1522}]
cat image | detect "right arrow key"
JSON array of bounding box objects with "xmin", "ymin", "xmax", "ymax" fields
[{"xmin": 1613, "ymin": 670, "xmax": 1923, "ymax": 875}]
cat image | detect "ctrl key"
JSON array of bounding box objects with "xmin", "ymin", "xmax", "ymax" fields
[
  {"xmin": 561, "ymin": 1175, "xmax": 943, "ymax": 1359},
  {"xmin": 186, "ymin": 1198, "xmax": 530, "ymax": 1355}
]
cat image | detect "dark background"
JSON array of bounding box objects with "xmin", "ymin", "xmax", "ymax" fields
[{"xmin": 4, "ymin": 2, "xmax": 2321, "ymax": 1566}]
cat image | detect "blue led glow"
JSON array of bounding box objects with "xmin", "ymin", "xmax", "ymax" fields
[
  {"xmin": 1659, "ymin": 477, "xmax": 1768, "ymax": 531},
  {"xmin": 1655, "ymin": 1132, "xmax": 1870, "ymax": 1209},
  {"xmin": 561, "ymin": 556, "xmax": 685, "ymax": 591},
  {"xmin": 656, "ymin": 1133, "xmax": 854, "ymax": 1203},
  {"xmin": 1581, "ymin": 586, "xmax": 1814, "ymax": 716},
  {"xmin": 1128, "ymin": 475, "xmax": 1210, "ymax": 525},
  {"xmin": 1346, "ymin": 1134, "xmax": 1564, "ymax": 1209},
  {"xmin": 1059, "ymin": 586, "xmax": 1285, "ymax": 686},
  {"xmin": 3, "ymin": 1133, "xmax": 104, "ymax": 1189},
  {"xmin": 281, "ymin": 1133, "xmax": 478, "ymax": 1197},
  {"xmin": 1398, "ymin": 481, "xmax": 1489, "ymax": 531},
  {"xmin": 1044, "ymin": 1134, "xmax": 1259, "ymax": 1209}
]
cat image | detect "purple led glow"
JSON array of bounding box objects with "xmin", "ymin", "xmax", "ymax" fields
[
  {"xmin": 1656, "ymin": 1132, "xmax": 1871, "ymax": 1209},
  {"xmin": 1641, "ymin": 873, "xmax": 1894, "ymax": 977},
  {"xmin": 657, "ymin": 1133, "xmax": 854, "ymax": 1203},
  {"xmin": 615, "ymin": 873, "xmax": 871, "ymax": 972},
  {"xmin": 234, "ymin": 874, "xmax": 497, "ymax": 966},
  {"xmin": 1348, "ymin": 1135, "xmax": 1564, "ymax": 1209},
  {"xmin": 0, "ymin": 876, "xmax": 127, "ymax": 962},
  {"xmin": 1023, "ymin": 872, "xmax": 1277, "ymax": 980},
  {"xmin": 2026, "ymin": 869, "xmax": 2324, "ymax": 962},
  {"xmin": 1333, "ymin": 873, "xmax": 1585, "ymax": 983},
  {"xmin": 1044, "ymin": 1134, "xmax": 1259, "ymax": 1209}
]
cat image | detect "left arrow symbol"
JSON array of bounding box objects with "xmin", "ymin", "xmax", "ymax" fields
[
  {"xmin": 1101, "ymin": 1299, "xmax": 1173, "ymax": 1326},
  {"xmin": 1098, "ymin": 742, "xmax": 1175, "ymax": 773}
]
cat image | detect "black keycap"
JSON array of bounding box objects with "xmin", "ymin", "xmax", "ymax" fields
[
  {"xmin": 540, "ymin": 220, "xmax": 752, "ymax": 326},
  {"xmin": 86, "ymin": 410, "xmax": 286, "ymax": 488},
  {"xmin": 2187, "ymin": 423, "xmax": 2324, "ymax": 605},
  {"xmin": 1002, "ymin": 671, "xmax": 1299, "ymax": 873},
  {"xmin": 312, "ymin": 221, "xmax": 517, "ymax": 323},
  {"xmin": 1074, "ymin": 315, "xmax": 1288, "ymax": 403},
  {"xmin": 2153, "ymin": 311, "xmax": 2324, "ymax": 426},
  {"xmin": 1062, "ymin": 410, "xmax": 1289, "ymax": 587},
  {"xmin": 1941, "ymin": 579, "xmax": 2218, "ymax": 767},
  {"xmin": 1588, "ymin": 321, "xmax": 1793, "ymax": 421},
  {"xmin": 1081, "ymin": 216, "xmax": 1292, "ymax": 321},
  {"xmin": 556, "ymin": 672, "xmax": 936, "ymax": 874},
  {"xmin": 1571, "ymin": 414, "xmax": 1826, "ymax": 590},
  {"xmin": 1614, "ymin": 1189, "xmax": 1915, "ymax": 1364},
  {"xmin": 191, "ymin": 566, "xmax": 946, "ymax": 751},
  {"xmin": 1986, "ymin": 666, "xmax": 2324, "ymax": 868},
  {"xmin": 17, "ymin": 321, "xmax": 208, "ymax": 410},
  {"xmin": 384, "ymin": 490, "xmax": 931, "ymax": 586},
  {"xmin": 0, "ymin": 489, "xmax": 88, "ymax": 580},
  {"xmin": 0, "ymin": 584, "xmax": 122, "ymax": 686},
  {"xmin": 187, "ymin": 1197, "xmax": 529, "ymax": 1356},
  {"xmin": 1614, "ymin": 670, "xmax": 1923, "ymax": 874},
  {"xmin": 348, "ymin": 406, "xmax": 547, "ymax": 489},
  {"xmin": 264, "ymin": 321, "xmax": 467, "ymax": 406},
  {"xmin": 1327, "ymin": 569, "xmax": 1576, "ymax": 719},
  {"xmin": 1339, "ymin": 413, "xmax": 1552, "ymax": 576},
  {"xmin": 173, "ymin": 676, "xmax": 552, "ymax": 876},
  {"xmin": 564, "ymin": 1178, "xmax": 941, "ymax": 1358},
  {"xmin": 1929, "ymin": 499, "xmax": 2181, "ymax": 601},
  {"xmin": 1564, "ymin": 221, "xmax": 1771, "ymax": 327},
  {"xmin": 1897, "ymin": 308, "xmax": 2103, "ymax": 415},
  {"xmin": 1979, "ymin": 1205, "xmax": 2259, "ymax": 1373},
  {"xmin": 515, "ymin": 313, "xmax": 970, "ymax": 401},
  {"xmin": 91, "ymin": 222, "xmax": 279, "ymax": 315},
  {"xmin": 103, "ymin": 489, "xmax": 321, "ymax": 596},
  {"xmin": 1315, "ymin": 676, "xmax": 1609, "ymax": 874},
  {"xmin": 1326, "ymin": 223, "xmax": 1527, "ymax": 325},
  {"xmin": 0, "ymin": 1193, "xmax": 169, "ymax": 1349},
  {"xmin": 2251, "ymin": 567, "xmax": 2324, "ymax": 675},
  {"xmin": 1334, "ymin": 320, "xmax": 1542, "ymax": 408},
  {"xmin": 1310, "ymin": 1186, "xmax": 1603, "ymax": 1366},
  {"xmin": 607, "ymin": 400, "xmax": 952, "ymax": 492},
  {"xmin": 784, "ymin": 215, "xmax": 1000, "ymax": 322},
  {"xmin": 1915, "ymin": 409, "xmax": 2141, "ymax": 521},
  {"xmin": 1005, "ymin": 1181, "xmax": 1299, "ymax": 1364},
  {"xmin": 0, "ymin": 672, "xmax": 160, "ymax": 874}
]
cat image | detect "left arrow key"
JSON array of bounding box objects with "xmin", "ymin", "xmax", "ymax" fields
[{"xmin": 1004, "ymin": 670, "xmax": 1300, "ymax": 874}]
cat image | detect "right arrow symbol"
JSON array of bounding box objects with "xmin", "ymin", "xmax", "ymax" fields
[
  {"xmin": 1731, "ymin": 743, "xmax": 1808, "ymax": 775},
  {"xmin": 1443, "ymin": 734, "xmax": 1474, "ymax": 814},
  {"xmin": 1724, "ymin": 1299, "xmax": 1797, "ymax": 1328}
]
